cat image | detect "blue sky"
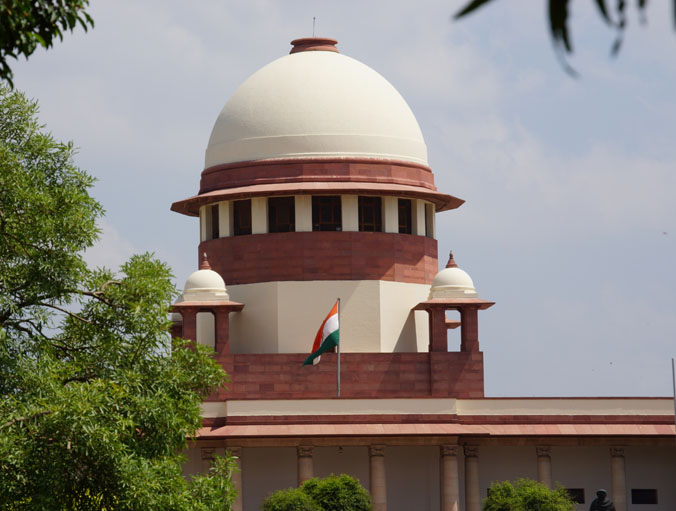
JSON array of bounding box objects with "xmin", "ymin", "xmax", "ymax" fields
[{"xmin": 11, "ymin": 1, "xmax": 676, "ymax": 397}]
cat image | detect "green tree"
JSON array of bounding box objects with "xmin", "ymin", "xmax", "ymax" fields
[
  {"xmin": 483, "ymin": 479, "xmax": 575, "ymax": 511},
  {"xmin": 264, "ymin": 474, "xmax": 372, "ymax": 511},
  {"xmin": 0, "ymin": 0, "xmax": 94, "ymax": 87},
  {"xmin": 262, "ymin": 488, "xmax": 320, "ymax": 511},
  {"xmin": 0, "ymin": 85, "xmax": 235, "ymax": 510}
]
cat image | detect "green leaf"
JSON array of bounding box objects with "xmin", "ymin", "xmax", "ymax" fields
[{"xmin": 453, "ymin": 0, "xmax": 497, "ymax": 19}]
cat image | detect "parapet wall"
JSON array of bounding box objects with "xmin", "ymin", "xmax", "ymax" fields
[{"xmin": 208, "ymin": 351, "xmax": 484, "ymax": 401}]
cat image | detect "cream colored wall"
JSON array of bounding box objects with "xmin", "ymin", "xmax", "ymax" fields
[
  {"xmin": 551, "ymin": 446, "xmax": 612, "ymax": 510},
  {"xmin": 341, "ymin": 195, "xmax": 358, "ymax": 232},
  {"xmin": 383, "ymin": 196, "xmax": 398, "ymax": 233},
  {"xmin": 226, "ymin": 280, "xmax": 431, "ymax": 354},
  {"xmin": 378, "ymin": 280, "xmax": 430, "ymax": 352},
  {"xmin": 215, "ymin": 398, "xmax": 456, "ymax": 417},
  {"xmin": 196, "ymin": 311, "xmax": 215, "ymax": 349},
  {"xmin": 200, "ymin": 397, "xmax": 675, "ymax": 419},
  {"xmin": 251, "ymin": 197, "xmax": 268, "ymax": 234},
  {"xmin": 241, "ymin": 447, "xmax": 296, "ymax": 511},
  {"xmin": 314, "ymin": 446, "xmax": 369, "ymax": 489},
  {"xmin": 478, "ymin": 446, "xmax": 537, "ymax": 495},
  {"xmin": 456, "ymin": 398, "xmax": 675, "ymax": 416},
  {"xmin": 295, "ymin": 195, "xmax": 312, "ymax": 232},
  {"xmin": 182, "ymin": 446, "xmax": 202, "ymax": 478},
  {"xmin": 625, "ymin": 445, "xmax": 676, "ymax": 511},
  {"xmin": 228, "ymin": 282, "xmax": 280, "ymax": 353},
  {"xmin": 386, "ymin": 446, "xmax": 440, "ymax": 511}
]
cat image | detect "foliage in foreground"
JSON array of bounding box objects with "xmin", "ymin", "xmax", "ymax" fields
[
  {"xmin": 0, "ymin": 85, "xmax": 235, "ymax": 510},
  {"xmin": 263, "ymin": 474, "xmax": 372, "ymax": 511},
  {"xmin": 483, "ymin": 479, "xmax": 575, "ymax": 511},
  {"xmin": 0, "ymin": 1, "xmax": 94, "ymax": 87},
  {"xmin": 454, "ymin": 0, "xmax": 674, "ymax": 75}
]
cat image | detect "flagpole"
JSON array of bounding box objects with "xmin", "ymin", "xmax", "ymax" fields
[
  {"xmin": 337, "ymin": 298, "xmax": 341, "ymax": 398},
  {"xmin": 672, "ymin": 358, "xmax": 675, "ymax": 443}
]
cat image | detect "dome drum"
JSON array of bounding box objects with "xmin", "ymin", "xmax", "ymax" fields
[
  {"xmin": 198, "ymin": 231, "xmax": 438, "ymax": 286},
  {"xmin": 199, "ymin": 159, "xmax": 437, "ymax": 195}
]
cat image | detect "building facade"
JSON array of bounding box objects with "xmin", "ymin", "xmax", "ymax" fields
[{"xmin": 172, "ymin": 37, "xmax": 676, "ymax": 511}]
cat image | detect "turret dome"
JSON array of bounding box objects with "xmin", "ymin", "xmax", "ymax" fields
[
  {"xmin": 180, "ymin": 258, "xmax": 229, "ymax": 302},
  {"xmin": 430, "ymin": 251, "xmax": 478, "ymax": 299}
]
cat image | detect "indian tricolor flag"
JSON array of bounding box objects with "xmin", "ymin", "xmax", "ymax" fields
[{"xmin": 303, "ymin": 301, "xmax": 339, "ymax": 366}]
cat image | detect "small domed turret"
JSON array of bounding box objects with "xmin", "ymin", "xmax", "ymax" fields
[
  {"xmin": 180, "ymin": 256, "xmax": 229, "ymax": 302},
  {"xmin": 429, "ymin": 251, "xmax": 477, "ymax": 299}
]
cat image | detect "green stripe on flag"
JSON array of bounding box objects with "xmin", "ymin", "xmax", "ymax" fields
[{"xmin": 302, "ymin": 330, "xmax": 339, "ymax": 365}]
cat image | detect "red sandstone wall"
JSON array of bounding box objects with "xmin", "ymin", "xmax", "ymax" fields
[
  {"xmin": 200, "ymin": 231, "xmax": 438, "ymax": 285},
  {"xmin": 208, "ymin": 352, "xmax": 484, "ymax": 401}
]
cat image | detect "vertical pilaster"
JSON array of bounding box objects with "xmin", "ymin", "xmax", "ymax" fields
[
  {"xmin": 383, "ymin": 196, "xmax": 399, "ymax": 233},
  {"xmin": 214, "ymin": 308, "xmax": 230, "ymax": 355},
  {"xmin": 199, "ymin": 205, "xmax": 208, "ymax": 242},
  {"xmin": 610, "ymin": 447, "xmax": 627, "ymax": 511},
  {"xmin": 297, "ymin": 446, "xmax": 314, "ymax": 485},
  {"xmin": 460, "ymin": 306, "xmax": 480, "ymax": 352},
  {"xmin": 536, "ymin": 446, "xmax": 552, "ymax": 488},
  {"xmin": 464, "ymin": 445, "xmax": 480, "ymax": 511},
  {"xmin": 369, "ymin": 445, "xmax": 387, "ymax": 511},
  {"xmin": 229, "ymin": 447, "xmax": 243, "ymax": 511},
  {"xmin": 218, "ymin": 201, "xmax": 232, "ymax": 238},
  {"xmin": 200, "ymin": 447, "xmax": 215, "ymax": 473},
  {"xmin": 440, "ymin": 445, "xmax": 460, "ymax": 511},
  {"xmin": 251, "ymin": 197, "xmax": 268, "ymax": 234},
  {"xmin": 412, "ymin": 199, "xmax": 426, "ymax": 236},
  {"xmin": 295, "ymin": 195, "xmax": 312, "ymax": 232},
  {"xmin": 341, "ymin": 195, "xmax": 358, "ymax": 232}
]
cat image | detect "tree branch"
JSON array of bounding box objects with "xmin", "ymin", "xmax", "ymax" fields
[
  {"xmin": 36, "ymin": 302, "xmax": 93, "ymax": 325},
  {"xmin": 1, "ymin": 410, "xmax": 52, "ymax": 429}
]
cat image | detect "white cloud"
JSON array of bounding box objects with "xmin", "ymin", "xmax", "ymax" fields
[{"xmin": 84, "ymin": 219, "xmax": 136, "ymax": 271}]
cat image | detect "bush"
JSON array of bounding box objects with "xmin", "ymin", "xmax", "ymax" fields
[
  {"xmin": 300, "ymin": 474, "xmax": 372, "ymax": 511},
  {"xmin": 483, "ymin": 479, "xmax": 575, "ymax": 511},
  {"xmin": 263, "ymin": 474, "xmax": 372, "ymax": 511},
  {"xmin": 263, "ymin": 487, "xmax": 320, "ymax": 511}
]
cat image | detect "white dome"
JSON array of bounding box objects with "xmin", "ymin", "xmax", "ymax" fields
[
  {"xmin": 205, "ymin": 47, "xmax": 428, "ymax": 169},
  {"xmin": 180, "ymin": 267, "xmax": 229, "ymax": 302},
  {"xmin": 429, "ymin": 253, "xmax": 478, "ymax": 299}
]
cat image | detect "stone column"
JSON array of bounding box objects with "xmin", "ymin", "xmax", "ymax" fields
[
  {"xmin": 369, "ymin": 445, "xmax": 387, "ymax": 511},
  {"xmin": 536, "ymin": 446, "xmax": 552, "ymax": 488},
  {"xmin": 428, "ymin": 307, "xmax": 448, "ymax": 352},
  {"xmin": 440, "ymin": 445, "xmax": 460, "ymax": 511},
  {"xmin": 182, "ymin": 308, "xmax": 198, "ymax": 343},
  {"xmin": 297, "ymin": 446, "xmax": 314, "ymax": 486},
  {"xmin": 464, "ymin": 445, "xmax": 480, "ymax": 511},
  {"xmin": 460, "ymin": 306, "xmax": 480, "ymax": 352},
  {"xmin": 214, "ymin": 308, "xmax": 230, "ymax": 355},
  {"xmin": 200, "ymin": 447, "xmax": 215, "ymax": 473},
  {"xmin": 610, "ymin": 447, "xmax": 627, "ymax": 511},
  {"xmin": 230, "ymin": 447, "xmax": 243, "ymax": 511}
]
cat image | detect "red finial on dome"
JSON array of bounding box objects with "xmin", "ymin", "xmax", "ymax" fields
[
  {"xmin": 446, "ymin": 251, "xmax": 458, "ymax": 268},
  {"xmin": 290, "ymin": 37, "xmax": 339, "ymax": 54},
  {"xmin": 200, "ymin": 252, "xmax": 211, "ymax": 271}
]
